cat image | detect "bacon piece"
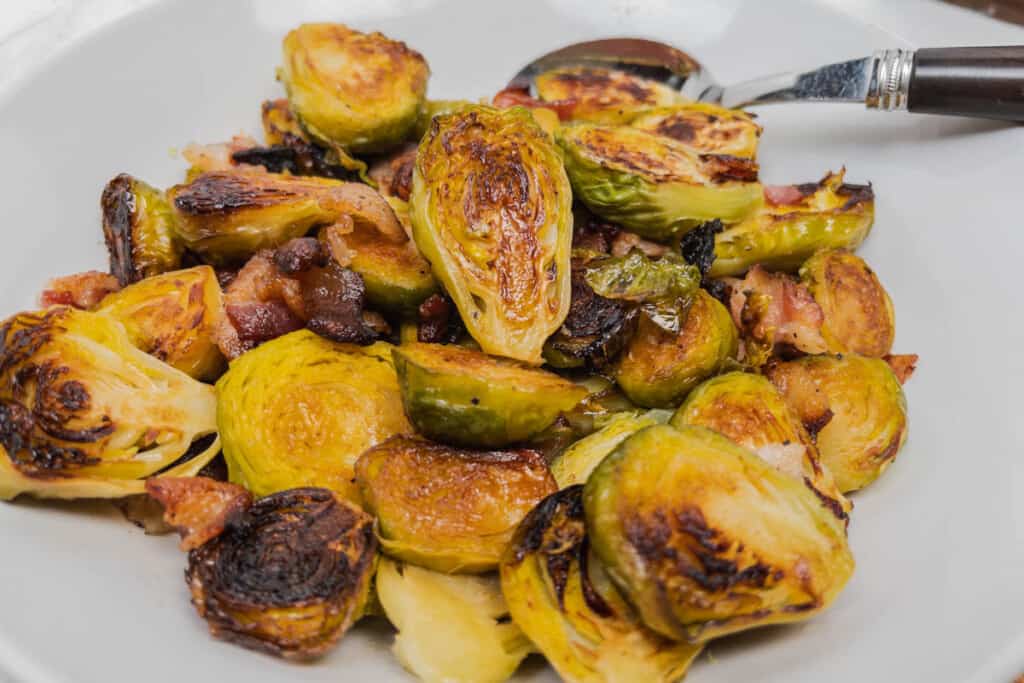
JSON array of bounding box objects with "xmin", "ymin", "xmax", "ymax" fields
[
  {"xmin": 884, "ymin": 353, "xmax": 918, "ymax": 384},
  {"xmin": 728, "ymin": 265, "xmax": 828, "ymax": 358},
  {"xmin": 182, "ymin": 135, "xmax": 261, "ymax": 173},
  {"xmin": 40, "ymin": 271, "xmax": 121, "ymax": 310},
  {"xmin": 610, "ymin": 230, "xmax": 670, "ymax": 258},
  {"xmin": 368, "ymin": 143, "xmax": 418, "ymax": 201},
  {"xmin": 492, "ymin": 86, "xmax": 577, "ymax": 120},
  {"xmin": 145, "ymin": 476, "xmax": 253, "ymax": 551},
  {"xmin": 763, "ymin": 184, "xmax": 807, "ymax": 206}
]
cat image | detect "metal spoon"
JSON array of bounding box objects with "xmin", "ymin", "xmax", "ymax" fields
[{"xmin": 507, "ymin": 38, "xmax": 1024, "ymax": 121}]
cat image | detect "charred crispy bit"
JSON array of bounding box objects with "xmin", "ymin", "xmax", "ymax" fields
[
  {"xmin": 884, "ymin": 353, "xmax": 918, "ymax": 384},
  {"xmin": 367, "ymin": 143, "xmax": 418, "ymax": 201},
  {"xmin": 416, "ymin": 293, "xmax": 464, "ymax": 344},
  {"xmin": 39, "ymin": 271, "xmax": 120, "ymax": 310},
  {"xmin": 679, "ymin": 219, "xmax": 724, "ymax": 279},
  {"xmin": 230, "ymin": 134, "xmax": 355, "ymax": 181},
  {"xmin": 146, "ymin": 476, "xmax": 252, "ymax": 550},
  {"xmin": 261, "ymin": 99, "xmax": 305, "ymax": 145},
  {"xmin": 185, "ymin": 487, "xmax": 377, "ymax": 659}
]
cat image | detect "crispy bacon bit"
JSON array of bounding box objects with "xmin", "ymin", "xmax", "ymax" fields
[
  {"xmin": 182, "ymin": 135, "xmax": 261, "ymax": 173},
  {"xmin": 884, "ymin": 353, "xmax": 918, "ymax": 384},
  {"xmin": 728, "ymin": 265, "xmax": 828, "ymax": 359},
  {"xmin": 231, "ymin": 134, "xmax": 353, "ymax": 181},
  {"xmin": 610, "ymin": 230, "xmax": 670, "ymax": 258},
  {"xmin": 39, "ymin": 271, "xmax": 121, "ymax": 310},
  {"xmin": 368, "ymin": 143, "xmax": 418, "ymax": 201},
  {"xmin": 492, "ymin": 86, "xmax": 577, "ymax": 120},
  {"xmin": 300, "ymin": 263, "xmax": 379, "ymax": 344},
  {"xmin": 145, "ymin": 476, "xmax": 253, "ymax": 551},
  {"xmin": 272, "ymin": 237, "xmax": 328, "ymax": 275},
  {"xmin": 572, "ymin": 211, "xmax": 620, "ymax": 254},
  {"xmin": 764, "ymin": 184, "xmax": 808, "ymax": 206},
  {"xmin": 417, "ymin": 293, "xmax": 464, "ymax": 344}
]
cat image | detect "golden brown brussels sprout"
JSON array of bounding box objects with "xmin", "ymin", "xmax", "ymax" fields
[
  {"xmin": 279, "ymin": 23, "xmax": 429, "ymax": 153},
  {"xmin": 550, "ymin": 410, "xmax": 669, "ymax": 489},
  {"xmin": 355, "ymin": 435, "xmax": 557, "ymax": 573},
  {"xmin": 501, "ymin": 486, "xmax": 702, "ymax": 682},
  {"xmin": 709, "ymin": 170, "xmax": 874, "ymax": 277},
  {"xmin": 534, "ymin": 66, "xmax": 684, "ymax": 123},
  {"xmin": 766, "ymin": 354, "xmax": 908, "ymax": 493},
  {"xmin": 342, "ymin": 226, "xmax": 438, "ymax": 316},
  {"xmin": 168, "ymin": 169, "xmax": 404, "ymax": 265},
  {"xmin": 614, "ymin": 289, "xmax": 738, "ymax": 408},
  {"xmin": 410, "ymin": 106, "xmax": 573, "ymax": 364},
  {"xmin": 96, "ymin": 266, "xmax": 226, "ymax": 381},
  {"xmin": 630, "ymin": 103, "xmax": 762, "ymax": 158},
  {"xmin": 376, "ymin": 558, "xmax": 532, "ymax": 683},
  {"xmin": 392, "ymin": 343, "xmax": 587, "ymax": 448},
  {"xmin": 101, "ymin": 173, "xmax": 183, "ymax": 285},
  {"xmin": 0, "ymin": 307, "xmax": 218, "ymax": 500},
  {"xmin": 800, "ymin": 248, "xmax": 895, "ymax": 357},
  {"xmin": 670, "ymin": 372, "xmax": 849, "ymax": 520},
  {"xmin": 216, "ymin": 330, "xmax": 411, "ymax": 502},
  {"xmin": 412, "ymin": 99, "xmax": 477, "ymax": 139},
  {"xmin": 556, "ymin": 122, "xmax": 763, "ymax": 242},
  {"xmin": 186, "ymin": 487, "xmax": 377, "ymax": 660},
  {"xmin": 584, "ymin": 424, "xmax": 854, "ymax": 642}
]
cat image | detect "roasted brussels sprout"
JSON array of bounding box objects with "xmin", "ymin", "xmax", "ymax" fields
[
  {"xmin": 342, "ymin": 227, "xmax": 438, "ymax": 316},
  {"xmin": 800, "ymin": 248, "xmax": 895, "ymax": 357},
  {"xmin": 584, "ymin": 424, "xmax": 854, "ymax": 642},
  {"xmin": 168, "ymin": 170, "xmax": 405, "ymax": 265},
  {"xmin": 614, "ymin": 289, "xmax": 738, "ymax": 408},
  {"xmin": 766, "ymin": 354, "xmax": 908, "ymax": 492},
  {"xmin": 96, "ymin": 266, "xmax": 226, "ymax": 381},
  {"xmin": 670, "ymin": 372, "xmax": 849, "ymax": 520},
  {"xmin": 557, "ymin": 122, "xmax": 762, "ymax": 242},
  {"xmin": 550, "ymin": 410, "xmax": 669, "ymax": 489},
  {"xmin": 709, "ymin": 171, "xmax": 874, "ymax": 277},
  {"xmin": 392, "ymin": 343, "xmax": 587, "ymax": 448},
  {"xmin": 630, "ymin": 103, "xmax": 762, "ymax": 158},
  {"xmin": 260, "ymin": 98, "xmax": 306, "ymax": 145},
  {"xmin": 355, "ymin": 435, "xmax": 557, "ymax": 572},
  {"xmin": 375, "ymin": 558, "xmax": 532, "ymax": 683},
  {"xmin": 101, "ymin": 173, "xmax": 183, "ymax": 285},
  {"xmin": 534, "ymin": 67, "xmax": 684, "ymax": 124},
  {"xmin": 501, "ymin": 486, "xmax": 702, "ymax": 682},
  {"xmin": 216, "ymin": 330, "xmax": 411, "ymax": 501},
  {"xmin": 186, "ymin": 487, "xmax": 377, "ymax": 659},
  {"xmin": 412, "ymin": 99, "xmax": 477, "ymax": 139},
  {"xmin": 410, "ymin": 106, "xmax": 573, "ymax": 364},
  {"xmin": 0, "ymin": 307, "xmax": 218, "ymax": 500},
  {"xmin": 279, "ymin": 23, "xmax": 429, "ymax": 153}
]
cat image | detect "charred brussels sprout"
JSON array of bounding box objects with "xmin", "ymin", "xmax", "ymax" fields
[
  {"xmin": 557, "ymin": 123, "xmax": 762, "ymax": 242},
  {"xmin": 376, "ymin": 558, "xmax": 532, "ymax": 683},
  {"xmin": 168, "ymin": 170, "xmax": 404, "ymax": 265},
  {"xmin": 96, "ymin": 266, "xmax": 226, "ymax": 381},
  {"xmin": 534, "ymin": 66, "xmax": 684, "ymax": 124},
  {"xmin": 392, "ymin": 343, "xmax": 587, "ymax": 448},
  {"xmin": 670, "ymin": 372, "xmax": 849, "ymax": 520},
  {"xmin": 0, "ymin": 307, "xmax": 218, "ymax": 500},
  {"xmin": 342, "ymin": 227, "xmax": 437, "ymax": 316},
  {"xmin": 261, "ymin": 98, "xmax": 306, "ymax": 145},
  {"xmin": 614, "ymin": 289, "xmax": 738, "ymax": 408},
  {"xmin": 800, "ymin": 248, "xmax": 895, "ymax": 357},
  {"xmin": 101, "ymin": 174, "xmax": 183, "ymax": 285},
  {"xmin": 709, "ymin": 171, "xmax": 874, "ymax": 277},
  {"xmin": 630, "ymin": 103, "xmax": 762, "ymax": 158},
  {"xmin": 766, "ymin": 354, "xmax": 908, "ymax": 493},
  {"xmin": 501, "ymin": 486, "xmax": 702, "ymax": 682},
  {"xmin": 584, "ymin": 424, "xmax": 854, "ymax": 642},
  {"xmin": 279, "ymin": 23, "xmax": 429, "ymax": 153},
  {"xmin": 186, "ymin": 487, "xmax": 377, "ymax": 659},
  {"xmin": 550, "ymin": 411, "xmax": 669, "ymax": 489},
  {"xmin": 355, "ymin": 435, "xmax": 557, "ymax": 572},
  {"xmin": 216, "ymin": 330, "xmax": 411, "ymax": 502},
  {"xmin": 410, "ymin": 106, "xmax": 573, "ymax": 364}
]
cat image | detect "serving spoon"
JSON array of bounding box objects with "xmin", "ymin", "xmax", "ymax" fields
[{"xmin": 508, "ymin": 39, "xmax": 1024, "ymax": 121}]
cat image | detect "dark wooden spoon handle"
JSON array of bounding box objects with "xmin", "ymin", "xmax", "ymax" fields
[{"xmin": 908, "ymin": 46, "xmax": 1024, "ymax": 121}]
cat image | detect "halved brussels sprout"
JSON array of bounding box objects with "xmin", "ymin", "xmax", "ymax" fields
[
  {"xmin": 557, "ymin": 122, "xmax": 763, "ymax": 242},
  {"xmin": 501, "ymin": 486, "xmax": 702, "ymax": 682},
  {"xmin": 670, "ymin": 372, "xmax": 849, "ymax": 520},
  {"xmin": 630, "ymin": 103, "xmax": 762, "ymax": 158},
  {"xmin": 216, "ymin": 330, "xmax": 411, "ymax": 502},
  {"xmin": 614, "ymin": 289, "xmax": 738, "ymax": 408},
  {"xmin": 550, "ymin": 410, "xmax": 669, "ymax": 489},
  {"xmin": 584, "ymin": 424, "xmax": 854, "ymax": 642},
  {"xmin": 186, "ymin": 487, "xmax": 377, "ymax": 659},
  {"xmin": 410, "ymin": 105, "xmax": 573, "ymax": 364},
  {"xmin": 709, "ymin": 171, "xmax": 874, "ymax": 277},
  {"xmin": 101, "ymin": 173, "xmax": 183, "ymax": 285},
  {"xmin": 412, "ymin": 99, "xmax": 477, "ymax": 139},
  {"xmin": 342, "ymin": 228, "xmax": 437, "ymax": 316},
  {"xmin": 535, "ymin": 66, "xmax": 684, "ymax": 124},
  {"xmin": 375, "ymin": 558, "xmax": 532, "ymax": 683},
  {"xmin": 355, "ymin": 435, "xmax": 557, "ymax": 572},
  {"xmin": 260, "ymin": 98, "xmax": 305, "ymax": 145},
  {"xmin": 96, "ymin": 266, "xmax": 226, "ymax": 381},
  {"xmin": 392, "ymin": 343, "xmax": 587, "ymax": 448},
  {"xmin": 0, "ymin": 307, "xmax": 218, "ymax": 500},
  {"xmin": 800, "ymin": 248, "xmax": 895, "ymax": 357},
  {"xmin": 279, "ymin": 23, "xmax": 429, "ymax": 153},
  {"xmin": 168, "ymin": 169, "xmax": 404, "ymax": 265},
  {"xmin": 766, "ymin": 354, "xmax": 908, "ymax": 492}
]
